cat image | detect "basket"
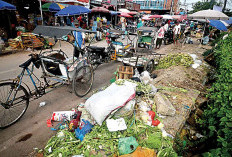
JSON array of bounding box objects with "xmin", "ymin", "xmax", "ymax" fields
[{"xmin": 116, "ymin": 66, "xmax": 134, "ymax": 80}]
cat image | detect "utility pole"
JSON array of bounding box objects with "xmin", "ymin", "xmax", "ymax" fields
[
  {"xmin": 170, "ymin": 0, "xmax": 174, "ymax": 15},
  {"xmin": 39, "ymin": 0, "xmax": 43, "ymax": 25},
  {"xmin": 222, "ymin": 0, "xmax": 227, "ymax": 12}
]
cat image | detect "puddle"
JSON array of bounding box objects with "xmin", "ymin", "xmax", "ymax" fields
[{"xmin": 16, "ymin": 133, "xmax": 32, "ymax": 143}]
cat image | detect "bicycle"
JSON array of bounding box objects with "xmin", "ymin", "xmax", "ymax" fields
[{"xmin": 0, "ymin": 26, "xmax": 94, "ymax": 129}]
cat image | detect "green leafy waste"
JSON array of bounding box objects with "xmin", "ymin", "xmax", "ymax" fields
[
  {"xmin": 155, "ymin": 53, "xmax": 194, "ymax": 70},
  {"xmin": 43, "ymin": 118, "xmax": 177, "ymax": 157}
]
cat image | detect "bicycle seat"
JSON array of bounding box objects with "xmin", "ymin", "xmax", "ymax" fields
[
  {"xmin": 87, "ymin": 46, "xmax": 105, "ymax": 51},
  {"xmin": 19, "ymin": 58, "xmax": 32, "ymax": 68}
]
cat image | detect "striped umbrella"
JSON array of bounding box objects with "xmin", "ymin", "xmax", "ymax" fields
[{"xmin": 42, "ymin": 3, "xmax": 65, "ymax": 12}]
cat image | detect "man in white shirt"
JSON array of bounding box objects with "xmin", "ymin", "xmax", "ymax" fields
[{"xmin": 173, "ymin": 21, "xmax": 181, "ymax": 47}]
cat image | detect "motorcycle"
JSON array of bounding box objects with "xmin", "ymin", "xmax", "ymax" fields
[
  {"xmin": 86, "ymin": 34, "xmax": 119, "ymax": 70},
  {"xmin": 163, "ymin": 29, "xmax": 174, "ymax": 45}
]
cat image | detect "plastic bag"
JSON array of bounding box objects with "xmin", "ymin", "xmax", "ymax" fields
[
  {"xmin": 140, "ymin": 71, "xmax": 152, "ymax": 85},
  {"xmin": 75, "ymin": 119, "xmax": 93, "ymax": 141},
  {"xmin": 118, "ymin": 137, "xmax": 139, "ymax": 155},
  {"xmin": 119, "ymin": 146, "xmax": 155, "ymax": 157},
  {"xmin": 106, "ymin": 118, "xmax": 127, "ymax": 132},
  {"xmin": 85, "ymin": 81, "xmax": 136, "ymax": 125}
]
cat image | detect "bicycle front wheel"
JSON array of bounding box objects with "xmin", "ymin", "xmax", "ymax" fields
[
  {"xmin": 72, "ymin": 65, "xmax": 94, "ymax": 97},
  {"xmin": 0, "ymin": 82, "xmax": 29, "ymax": 129}
]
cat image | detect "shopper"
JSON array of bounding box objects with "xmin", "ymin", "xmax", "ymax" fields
[
  {"xmin": 156, "ymin": 23, "xmax": 165, "ymax": 49},
  {"xmin": 120, "ymin": 17, "xmax": 127, "ymax": 40},
  {"xmin": 173, "ymin": 21, "xmax": 181, "ymax": 47}
]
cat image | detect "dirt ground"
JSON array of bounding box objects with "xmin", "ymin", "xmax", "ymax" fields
[{"xmin": 150, "ymin": 37, "xmax": 212, "ymax": 136}]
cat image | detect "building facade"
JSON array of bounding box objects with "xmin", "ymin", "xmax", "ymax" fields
[{"xmin": 132, "ymin": 0, "xmax": 178, "ymax": 14}]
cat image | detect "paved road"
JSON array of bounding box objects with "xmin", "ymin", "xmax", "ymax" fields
[{"xmin": 0, "ymin": 39, "xmax": 122, "ymax": 157}]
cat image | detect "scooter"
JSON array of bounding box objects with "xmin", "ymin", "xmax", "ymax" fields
[
  {"xmin": 86, "ymin": 34, "xmax": 119, "ymax": 70},
  {"xmin": 163, "ymin": 29, "xmax": 174, "ymax": 45}
]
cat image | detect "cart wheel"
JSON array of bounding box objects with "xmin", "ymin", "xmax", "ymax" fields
[
  {"xmin": 145, "ymin": 59, "xmax": 154, "ymax": 73},
  {"xmin": 72, "ymin": 65, "xmax": 94, "ymax": 97}
]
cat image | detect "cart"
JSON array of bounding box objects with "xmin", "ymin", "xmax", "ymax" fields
[
  {"xmin": 119, "ymin": 26, "xmax": 164, "ymax": 73},
  {"xmin": 136, "ymin": 26, "xmax": 158, "ymax": 50}
]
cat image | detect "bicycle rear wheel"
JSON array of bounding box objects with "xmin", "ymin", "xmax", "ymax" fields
[
  {"xmin": 0, "ymin": 82, "xmax": 29, "ymax": 129},
  {"xmin": 72, "ymin": 65, "xmax": 94, "ymax": 97}
]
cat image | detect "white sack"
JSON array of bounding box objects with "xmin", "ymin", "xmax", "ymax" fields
[{"xmin": 85, "ymin": 81, "xmax": 136, "ymax": 125}]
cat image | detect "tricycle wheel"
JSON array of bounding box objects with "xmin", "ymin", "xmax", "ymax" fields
[{"xmin": 72, "ymin": 65, "xmax": 94, "ymax": 97}]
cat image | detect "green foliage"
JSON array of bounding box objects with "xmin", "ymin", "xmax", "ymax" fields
[
  {"xmin": 189, "ymin": 1, "xmax": 218, "ymax": 14},
  {"xmin": 155, "ymin": 53, "xmax": 194, "ymax": 70},
  {"xmin": 201, "ymin": 32, "xmax": 232, "ymax": 155}
]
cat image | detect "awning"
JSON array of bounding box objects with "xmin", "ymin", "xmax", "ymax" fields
[
  {"xmin": 209, "ymin": 20, "xmax": 227, "ymax": 31},
  {"xmin": 33, "ymin": 25, "xmax": 96, "ymax": 38},
  {"xmin": 223, "ymin": 17, "xmax": 232, "ymax": 25},
  {"xmin": 119, "ymin": 12, "xmax": 132, "ymax": 18},
  {"xmin": 162, "ymin": 15, "xmax": 173, "ymax": 19},
  {"xmin": 55, "ymin": 5, "xmax": 90, "ymax": 16},
  {"xmin": 188, "ymin": 9, "xmax": 229, "ymax": 20},
  {"xmin": 0, "ymin": 0, "xmax": 16, "ymax": 10},
  {"xmin": 119, "ymin": 8, "xmax": 130, "ymax": 13}
]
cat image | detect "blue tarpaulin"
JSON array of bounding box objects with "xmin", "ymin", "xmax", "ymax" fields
[
  {"xmin": 0, "ymin": 0, "xmax": 16, "ymax": 10},
  {"xmin": 55, "ymin": 5, "xmax": 90, "ymax": 16},
  {"xmin": 209, "ymin": 20, "xmax": 227, "ymax": 31}
]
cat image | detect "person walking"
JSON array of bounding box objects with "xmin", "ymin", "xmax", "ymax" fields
[
  {"xmin": 120, "ymin": 17, "xmax": 127, "ymax": 40},
  {"xmin": 156, "ymin": 23, "xmax": 165, "ymax": 49},
  {"xmin": 173, "ymin": 21, "xmax": 181, "ymax": 47}
]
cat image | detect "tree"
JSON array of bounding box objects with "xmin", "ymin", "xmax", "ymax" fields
[{"xmin": 188, "ymin": 1, "xmax": 217, "ymax": 14}]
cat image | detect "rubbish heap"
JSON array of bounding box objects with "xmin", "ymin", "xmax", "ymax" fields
[{"xmin": 41, "ymin": 52, "xmax": 208, "ymax": 157}]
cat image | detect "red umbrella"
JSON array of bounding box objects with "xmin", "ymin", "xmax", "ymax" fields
[
  {"xmin": 128, "ymin": 11, "xmax": 138, "ymax": 15},
  {"xmin": 91, "ymin": 7, "xmax": 110, "ymax": 13},
  {"xmin": 119, "ymin": 12, "xmax": 133, "ymax": 18},
  {"xmin": 149, "ymin": 15, "xmax": 163, "ymax": 18}
]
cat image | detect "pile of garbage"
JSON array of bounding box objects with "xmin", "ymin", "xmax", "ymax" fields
[{"xmin": 42, "ymin": 72, "xmax": 178, "ymax": 157}]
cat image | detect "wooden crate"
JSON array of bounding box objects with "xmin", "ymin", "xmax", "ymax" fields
[{"xmin": 116, "ymin": 66, "xmax": 134, "ymax": 80}]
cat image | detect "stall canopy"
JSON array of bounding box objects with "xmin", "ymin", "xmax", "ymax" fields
[
  {"xmin": 55, "ymin": 5, "xmax": 90, "ymax": 16},
  {"xmin": 188, "ymin": 10, "xmax": 229, "ymax": 20},
  {"xmin": 209, "ymin": 20, "xmax": 228, "ymax": 31},
  {"xmin": 142, "ymin": 15, "xmax": 151, "ymax": 20},
  {"xmin": 119, "ymin": 8, "xmax": 130, "ymax": 13},
  {"xmin": 0, "ymin": 0, "xmax": 16, "ymax": 10},
  {"xmin": 119, "ymin": 12, "xmax": 132, "ymax": 18},
  {"xmin": 224, "ymin": 17, "xmax": 232, "ymax": 25},
  {"xmin": 42, "ymin": 3, "xmax": 65, "ymax": 12},
  {"xmin": 33, "ymin": 25, "xmax": 96, "ymax": 39},
  {"xmin": 162, "ymin": 15, "xmax": 173, "ymax": 19},
  {"xmin": 149, "ymin": 15, "xmax": 162, "ymax": 18},
  {"xmin": 128, "ymin": 11, "xmax": 137, "ymax": 15},
  {"xmin": 91, "ymin": 7, "xmax": 109, "ymax": 13}
]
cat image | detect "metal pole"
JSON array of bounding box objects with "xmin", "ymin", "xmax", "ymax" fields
[{"xmin": 39, "ymin": 0, "xmax": 43, "ymax": 25}]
